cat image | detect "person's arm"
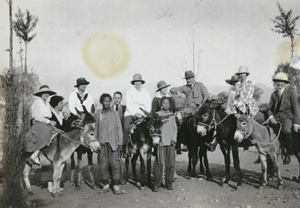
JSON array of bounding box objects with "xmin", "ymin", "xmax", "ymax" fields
[
  {"xmin": 68, "ymin": 92, "xmax": 77, "ymax": 115},
  {"xmin": 151, "ymin": 98, "xmax": 157, "ymax": 114},
  {"xmin": 291, "ymin": 89, "xmax": 300, "ymax": 125},
  {"xmin": 115, "ymin": 111, "xmax": 123, "ymax": 146},
  {"xmin": 170, "ymin": 86, "xmax": 185, "ymax": 94},
  {"xmin": 200, "ymin": 83, "xmax": 209, "ymax": 104},
  {"xmin": 144, "ymin": 90, "xmax": 152, "ymax": 113},
  {"xmin": 86, "ymin": 94, "xmax": 95, "ymax": 113},
  {"xmin": 32, "ymin": 100, "xmax": 51, "ymax": 124}
]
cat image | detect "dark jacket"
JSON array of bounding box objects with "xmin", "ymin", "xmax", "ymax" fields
[{"xmin": 267, "ymin": 85, "xmax": 300, "ymax": 125}]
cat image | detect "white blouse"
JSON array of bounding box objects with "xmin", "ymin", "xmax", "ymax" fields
[
  {"xmin": 31, "ymin": 97, "xmax": 52, "ymax": 124},
  {"xmin": 124, "ymin": 87, "xmax": 151, "ymax": 117}
]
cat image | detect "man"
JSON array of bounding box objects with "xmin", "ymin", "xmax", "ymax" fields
[
  {"xmin": 170, "ymin": 70, "xmax": 209, "ymax": 107},
  {"xmin": 267, "ymin": 72, "xmax": 300, "ymax": 165},
  {"xmin": 112, "ymin": 91, "xmax": 127, "ymax": 122},
  {"xmin": 234, "ymin": 65, "xmax": 258, "ymax": 117},
  {"xmin": 68, "ymin": 77, "xmax": 95, "ymax": 116},
  {"xmin": 122, "ymin": 73, "xmax": 151, "ymax": 156}
]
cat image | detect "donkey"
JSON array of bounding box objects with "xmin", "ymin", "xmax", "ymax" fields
[
  {"xmin": 234, "ymin": 114, "xmax": 283, "ymax": 189},
  {"xmin": 124, "ymin": 108, "xmax": 163, "ymax": 189},
  {"xmin": 23, "ymin": 108, "xmax": 100, "ymax": 197}
]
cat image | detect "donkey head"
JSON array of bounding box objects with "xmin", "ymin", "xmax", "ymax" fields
[
  {"xmin": 195, "ymin": 100, "xmax": 218, "ymax": 136},
  {"xmin": 234, "ymin": 114, "xmax": 251, "ymax": 143}
]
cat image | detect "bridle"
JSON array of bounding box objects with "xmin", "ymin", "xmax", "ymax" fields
[
  {"xmin": 197, "ymin": 108, "xmax": 231, "ymax": 131},
  {"xmin": 236, "ymin": 122, "xmax": 253, "ymax": 139}
]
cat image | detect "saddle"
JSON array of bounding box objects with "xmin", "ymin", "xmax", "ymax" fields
[{"xmin": 130, "ymin": 117, "xmax": 145, "ymax": 134}]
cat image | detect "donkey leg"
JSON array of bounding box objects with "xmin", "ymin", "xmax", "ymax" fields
[
  {"xmin": 131, "ymin": 154, "xmax": 139, "ymax": 185},
  {"xmin": 52, "ymin": 162, "xmax": 62, "ymax": 197},
  {"xmin": 125, "ymin": 157, "xmax": 130, "ymax": 183},
  {"xmin": 70, "ymin": 153, "xmax": 75, "ymax": 186},
  {"xmin": 139, "ymin": 154, "xmax": 146, "ymax": 189},
  {"xmin": 87, "ymin": 149, "xmax": 95, "ymax": 188},
  {"xmin": 191, "ymin": 147, "xmax": 198, "ymax": 177},
  {"xmin": 56, "ymin": 162, "xmax": 65, "ymax": 196},
  {"xmin": 220, "ymin": 145, "xmax": 231, "ymax": 185},
  {"xmin": 23, "ymin": 162, "xmax": 34, "ymax": 194},
  {"xmin": 232, "ymin": 146, "xmax": 243, "ymax": 188},
  {"xmin": 259, "ymin": 154, "xmax": 268, "ymax": 188},
  {"xmin": 202, "ymin": 146, "xmax": 212, "ymax": 179},
  {"xmin": 147, "ymin": 152, "xmax": 152, "ymax": 187},
  {"xmin": 199, "ymin": 146, "xmax": 205, "ymax": 174},
  {"xmin": 270, "ymin": 152, "xmax": 283, "ymax": 189},
  {"xmin": 187, "ymin": 150, "xmax": 192, "ymax": 173}
]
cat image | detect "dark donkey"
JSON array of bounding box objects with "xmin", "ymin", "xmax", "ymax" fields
[
  {"xmin": 196, "ymin": 99, "xmax": 245, "ymax": 188},
  {"xmin": 23, "ymin": 108, "xmax": 100, "ymax": 197},
  {"xmin": 124, "ymin": 108, "xmax": 163, "ymax": 189}
]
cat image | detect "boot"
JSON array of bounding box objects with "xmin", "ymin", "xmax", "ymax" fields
[
  {"xmin": 254, "ymin": 156, "xmax": 261, "ymax": 164},
  {"xmin": 122, "ymin": 145, "xmax": 127, "ymax": 158},
  {"xmin": 283, "ymin": 155, "xmax": 291, "ymax": 165}
]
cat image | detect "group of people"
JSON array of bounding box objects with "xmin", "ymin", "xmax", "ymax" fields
[{"xmin": 24, "ymin": 65, "xmax": 300, "ymax": 194}]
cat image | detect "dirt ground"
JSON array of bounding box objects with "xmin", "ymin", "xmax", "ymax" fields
[{"xmin": 23, "ymin": 146, "xmax": 300, "ymax": 208}]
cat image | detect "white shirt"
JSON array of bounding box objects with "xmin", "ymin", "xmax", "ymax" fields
[
  {"xmin": 68, "ymin": 88, "xmax": 95, "ymax": 115},
  {"xmin": 124, "ymin": 87, "xmax": 151, "ymax": 117},
  {"xmin": 31, "ymin": 97, "xmax": 52, "ymax": 124},
  {"xmin": 51, "ymin": 107, "xmax": 64, "ymax": 125}
]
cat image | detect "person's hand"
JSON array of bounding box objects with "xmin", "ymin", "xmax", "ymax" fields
[
  {"xmin": 171, "ymin": 140, "xmax": 176, "ymax": 146},
  {"xmin": 293, "ymin": 124, "xmax": 300, "ymax": 133},
  {"xmin": 135, "ymin": 113, "xmax": 143, "ymax": 118},
  {"xmin": 49, "ymin": 120, "xmax": 57, "ymax": 127},
  {"xmin": 269, "ymin": 116, "xmax": 277, "ymax": 125}
]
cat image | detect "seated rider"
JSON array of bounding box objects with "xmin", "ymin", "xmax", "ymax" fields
[
  {"xmin": 24, "ymin": 85, "xmax": 58, "ymax": 165},
  {"xmin": 224, "ymin": 75, "xmax": 241, "ymax": 115}
]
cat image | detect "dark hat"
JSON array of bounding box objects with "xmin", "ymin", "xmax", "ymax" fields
[
  {"xmin": 225, "ymin": 75, "xmax": 241, "ymax": 85},
  {"xmin": 130, "ymin": 73, "xmax": 145, "ymax": 85},
  {"xmin": 235, "ymin": 65, "xmax": 250, "ymax": 76},
  {"xmin": 49, "ymin": 95, "xmax": 64, "ymax": 108},
  {"xmin": 156, "ymin": 80, "xmax": 170, "ymax": 92},
  {"xmin": 183, "ymin": 70, "xmax": 195, "ymax": 79},
  {"xmin": 33, "ymin": 85, "xmax": 56, "ymax": 97},
  {"xmin": 74, "ymin": 77, "xmax": 90, "ymax": 87}
]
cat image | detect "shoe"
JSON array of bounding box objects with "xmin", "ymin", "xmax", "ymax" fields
[
  {"xmin": 98, "ymin": 188, "xmax": 110, "ymax": 194},
  {"xmin": 152, "ymin": 187, "xmax": 159, "ymax": 192},
  {"xmin": 283, "ymin": 156, "xmax": 291, "ymax": 165},
  {"xmin": 113, "ymin": 189, "xmax": 122, "ymax": 195},
  {"xmin": 166, "ymin": 186, "xmax": 174, "ymax": 190},
  {"xmin": 254, "ymin": 158, "xmax": 261, "ymax": 164},
  {"xmin": 32, "ymin": 156, "xmax": 40, "ymax": 165}
]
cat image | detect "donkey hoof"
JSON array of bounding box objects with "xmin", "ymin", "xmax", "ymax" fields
[
  {"xmin": 258, "ymin": 185, "xmax": 265, "ymax": 190},
  {"xmin": 76, "ymin": 186, "xmax": 81, "ymax": 190},
  {"xmin": 278, "ymin": 185, "xmax": 283, "ymax": 190},
  {"xmin": 70, "ymin": 182, "xmax": 75, "ymax": 186},
  {"xmin": 52, "ymin": 193, "xmax": 59, "ymax": 198},
  {"xmin": 28, "ymin": 190, "xmax": 34, "ymax": 195},
  {"xmin": 136, "ymin": 182, "xmax": 141, "ymax": 188},
  {"xmin": 235, "ymin": 185, "xmax": 242, "ymax": 190},
  {"xmin": 139, "ymin": 186, "xmax": 145, "ymax": 191},
  {"xmin": 221, "ymin": 177, "xmax": 229, "ymax": 184}
]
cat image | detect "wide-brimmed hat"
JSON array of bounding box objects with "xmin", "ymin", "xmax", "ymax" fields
[
  {"xmin": 156, "ymin": 80, "xmax": 170, "ymax": 92},
  {"xmin": 49, "ymin": 95, "xmax": 64, "ymax": 108},
  {"xmin": 225, "ymin": 75, "xmax": 241, "ymax": 85},
  {"xmin": 33, "ymin": 85, "xmax": 56, "ymax": 97},
  {"xmin": 235, "ymin": 65, "xmax": 250, "ymax": 76},
  {"xmin": 183, "ymin": 70, "xmax": 195, "ymax": 79},
  {"xmin": 273, "ymin": 72, "xmax": 289, "ymax": 83},
  {"xmin": 74, "ymin": 77, "xmax": 90, "ymax": 87},
  {"xmin": 130, "ymin": 73, "xmax": 145, "ymax": 85}
]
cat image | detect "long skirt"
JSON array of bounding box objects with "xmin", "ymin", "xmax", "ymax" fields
[{"xmin": 24, "ymin": 121, "xmax": 52, "ymax": 152}]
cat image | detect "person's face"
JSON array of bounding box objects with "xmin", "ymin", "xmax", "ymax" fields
[
  {"xmin": 238, "ymin": 73, "xmax": 247, "ymax": 81},
  {"xmin": 41, "ymin": 93, "xmax": 49, "ymax": 101},
  {"xmin": 113, "ymin": 94, "xmax": 122, "ymax": 105},
  {"xmin": 161, "ymin": 99, "xmax": 170, "ymax": 111},
  {"xmin": 78, "ymin": 84, "xmax": 87, "ymax": 92},
  {"xmin": 56, "ymin": 101, "xmax": 64, "ymax": 111},
  {"xmin": 134, "ymin": 81, "xmax": 142, "ymax": 90},
  {"xmin": 275, "ymin": 80, "xmax": 287, "ymax": 90},
  {"xmin": 186, "ymin": 77, "xmax": 195, "ymax": 86},
  {"xmin": 160, "ymin": 87, "xmax": 168, "ymax": 95},
  {"xmin": 102, "ymin": 97, "xmax": 111, "ymax": 110}
]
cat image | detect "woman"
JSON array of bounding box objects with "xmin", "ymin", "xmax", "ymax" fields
[
  {"xmin": 95, "ymin": 93, "xmax": 124, "ymax": 195},
  {"xmin": 25, "ymin": 85, "xmax": 57, "ymax": 165},
  {"xmin": 40, "ymin": 95, "xmax": 66, "ymax": 192},
  {"xmin": 224, "ymin": 75, "xmax": 240, "ymax": 115},
  {"xmin": 151, "ymin": 80, "xmax": 176, "ymax": 114}
]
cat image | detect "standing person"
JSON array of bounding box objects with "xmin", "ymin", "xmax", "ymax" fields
[
  {"xmin": 122, "ymin": 73, "xmax": 151, "ymax": 156},
  {"xmin": 95, "ymin": 93, "xmax": 124, "ymax": 195},
  {"xmin": 41, "ymin": 95, "xmax": 66, "ymax": 192},
  {"xmin": 234, "ymin": 66, "xmax": 259, "ymax": 117},
  {"xmin": 25, "ymin": 85, "xmax": 57, "ymax": 165},
  {"xmin": 267, "ymin": 72, "xmax": 300, "ymax": 165},
  {"xmin": 153, "ymin": 97, "xmax": 177, "ymax": 192},
  {"xmin": 151, "ymin": 80, "xmax": 176, "ymax": 114},
  {"xmin": 112, "ymin": 91, "xmax": 127, "ymax": 122},
  {"xmin": 170, "ymin": 70, "xmax": 209, "ymax": 107},
  {"xmin": 68, "ymin": 77, "xmax": 95, "ymax": 118},
  {"xmin": 224, "ymin": 75, "xmax": 241, "ymax": 115}
]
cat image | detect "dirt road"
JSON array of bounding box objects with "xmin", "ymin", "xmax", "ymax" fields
[{"xmin": 25, "ymin": 147, "xmax": 300, "ymax": 208}]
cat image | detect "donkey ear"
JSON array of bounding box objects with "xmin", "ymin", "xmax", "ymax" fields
[
  {"xmin": 139, "ymin": 108, "xmax": 154, "ymax": 119},
  {"xmin": 90, "ymin": 104, "xmax": 95, "ymax": 114},
  {"xmin": 234, "ymin": 105, "xmax": 244, "ymax": 115},
  {"xmin": 75, "ymin": 107, "xmax": 83, "ymax": 118}
]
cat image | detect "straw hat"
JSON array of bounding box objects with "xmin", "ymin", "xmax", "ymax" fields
[
  {"xmin": 225, "ymin": 75, "xmax": 241, "ymax": 85},
  {"xmin": 156, "ymin": 80, "xmax": 170, "ymax": 92},
  {"xmin": 183, "ymin": 70, "xmax": 195, "ymax": 79},
  {"xmin": 273, "ymin": 72, "xmax": 289, "ymax": 83},
  {"xmin": 33, "ymin": 85, "xmax": 56, "ymax": 97},
  {"xmin": 235, "ymin": 65, "xmax": 250, "ymax": 76},
  {"xmin": 74, "ymin": 77, "xmax": 90, "ymax": 87},
  {"xmin": 130, "ymin": 73, "xmax": 145, "ymax": 85}
]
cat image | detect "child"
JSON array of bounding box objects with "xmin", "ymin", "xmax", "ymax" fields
[
  {"xmin": 153, "ymin": 97, "xmax": 177, "ymax": 192},
  {"xmin": 95, "ymin": 93, "xmax": 124, "ymax": 195}
]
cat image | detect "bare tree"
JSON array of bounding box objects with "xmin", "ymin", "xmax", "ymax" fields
[
  {"xmin": 271, "ymin": 2, "xmax": 299, "ymax": 57},
  {"xmin": 13, "ymin": 8, "xmax": 38, "ymax": 71}
]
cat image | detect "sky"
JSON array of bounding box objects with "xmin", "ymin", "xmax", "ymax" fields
[{"xmin": 0, "ymin": 0, "xmax": 299, "ymax": 104}]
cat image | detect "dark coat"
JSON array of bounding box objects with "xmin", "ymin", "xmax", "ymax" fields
[
  {"xmin": 112, "ymin": 104, "xmax": 126, "ymax": 121},
  {"xmin": 267, "ymin": 85, "xmax": 300, "ymax": 125},
  {"xmin": 49, "ymin": 112, "xmax": 67, "ymax": 131}
]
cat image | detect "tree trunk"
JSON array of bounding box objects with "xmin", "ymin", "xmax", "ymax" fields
[
  {"xmin": 25, "ymin": 42, "xmax": 28, "ymax": 72},
  {"xmin": 9, "ymin": 0, "xmax": 13, "ymax": 71},
  {"xmin": 291, "ymin": 37, "xmax": 294, "ymax": 58}
]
